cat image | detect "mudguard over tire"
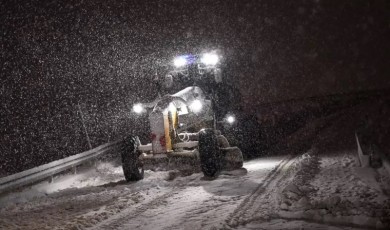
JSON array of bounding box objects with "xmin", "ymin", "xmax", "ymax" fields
[
  {"xmin": 198, "ymin": 129, "xmax": 221, "ymax": 177},
  {"xmin": 221, "ymin": 147, "xmax": 244, "ymax": 170},
  {"xmin": 121, "ymin": 136, "xmax": 144, "ymax": 181}
]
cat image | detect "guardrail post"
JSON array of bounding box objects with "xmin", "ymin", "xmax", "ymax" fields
[
  {"xmin": 94, "ymin": 158, "xmax": 98, "ymax": 168},
  {"xmin": 355, "ymin": 132, "xmax": 370, "ymax": 167},
  {"xmin": 72, "ymin": 166, "xmax": 77, "ymax": 175}
]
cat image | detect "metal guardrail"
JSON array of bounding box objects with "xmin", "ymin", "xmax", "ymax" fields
[{"xmin": 0, "ymin": 140, "xmax": 122, "ymax": 194}]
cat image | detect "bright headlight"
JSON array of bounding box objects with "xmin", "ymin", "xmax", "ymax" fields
[
  {"xmin": 226, "ymin": 115, "xmax": 235, "ymax": 124},
  {"xmin": 189, "ymin": 100, "xmax": 203, "ymax": 113},
  {"xmin": 200, "ymin": 53, "xmax": 219, "ymax": 66},
  {"xmin": 133, "ymin": 104, "xmax": 144, "ymax": 114},
  {"xmin": 173, "ymin": 56, "xmax": 187, "ymax": 68}
]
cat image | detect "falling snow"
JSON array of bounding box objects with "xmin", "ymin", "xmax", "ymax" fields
[{"xmin": 0, "ymin": 1, "xmax": 389, "ymax": 229}]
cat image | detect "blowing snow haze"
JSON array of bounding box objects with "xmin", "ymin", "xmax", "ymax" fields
[{"xmin": 1, "ymin": 0, "xmax": 389, "ymax": 174}]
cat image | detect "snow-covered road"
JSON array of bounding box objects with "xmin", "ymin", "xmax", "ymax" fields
[
  {"xmin": 0, "ymin": 157, "xmax": 285, "ymax": 230},
  {"xmin": 0, "ymin": 150, "xmax": 388, "ymax": 230},
  {"xmin": 91, "ymin": 157, "xmax": 290, "ymax": 230}
]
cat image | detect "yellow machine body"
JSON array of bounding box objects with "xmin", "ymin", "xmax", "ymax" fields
[{"xmin": 150, "ymin": 105, "xmax": 178, "ymax": 154}]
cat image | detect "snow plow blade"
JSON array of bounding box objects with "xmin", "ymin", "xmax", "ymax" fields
[
  {"xmin": 139, "ymin": 147, "xmax": 243, "ymax": 173},
  {"xmin": 141, "ymin": 154, "xmax": 201, "ymax": 172}
]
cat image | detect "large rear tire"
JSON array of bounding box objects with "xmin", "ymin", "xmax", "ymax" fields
[
  {"xmin": 121, "ymin": 136, "xmax": 144, "ymax": 181},
  {"xmin": 199, "ymin": 129, "xmax": 221, "ymax": 177}
]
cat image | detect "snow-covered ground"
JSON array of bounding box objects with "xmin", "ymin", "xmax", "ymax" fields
[
  {"xmin": 0, "ymin": 157, "xmax": 284, "ymax": 229},
  {"xmin": 1, "ymin": 103, "xmax": 389, "ymax": 229},
  {"xmin": 1, "ymin": 148, "xmax": 388, "ymax": 230}
]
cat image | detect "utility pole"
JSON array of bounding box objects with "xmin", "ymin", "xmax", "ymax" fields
[{"xmin": 77, "ymin": 103, "xmax": 92, "ymax": 149}]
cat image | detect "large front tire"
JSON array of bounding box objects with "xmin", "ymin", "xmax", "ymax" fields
[
  {"xmin": 121, "ymin": 136, "xmax": 144, "ymax": 181},
  {"xmin": 199, "ymin": 129, "xmax": 221, "ymax": 177}
]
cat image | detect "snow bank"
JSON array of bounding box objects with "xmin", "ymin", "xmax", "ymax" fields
[
  {"xmin": 275, "ymin": 148, "xmax": 390, "ymax": 229},
  {"xmin": 0, "ymin": 161, "xmax": 124, "ymax": 207}
]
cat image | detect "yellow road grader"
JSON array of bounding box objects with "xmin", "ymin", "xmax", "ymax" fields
[{"xmin": 121, "ymin": 52, "xmax": 243, "ymax": 181}]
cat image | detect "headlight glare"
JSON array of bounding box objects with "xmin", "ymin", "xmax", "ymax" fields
[{"xmin": 200, "ymin": 53, "xmax": 219, "ymax": 66}]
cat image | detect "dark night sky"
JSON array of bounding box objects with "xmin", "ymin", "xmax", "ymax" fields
[{"xmin": 0, "ymin": 0, "xmax": 389, "ymax": 174}]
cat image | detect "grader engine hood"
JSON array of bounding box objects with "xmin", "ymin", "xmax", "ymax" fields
[{"xmin": 147, "ymin": 86, "xmax": 212, "ymax": 154}]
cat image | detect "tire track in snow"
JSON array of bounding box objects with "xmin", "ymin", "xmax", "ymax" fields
[
  {"xmin": 159, "ymin": 183, "xmax": 243, "ymax": 230},
  {"xmin": 89, "ymin": 177, "xmax": 199, "ymax": 230},
  {"xmin": 224, "ymin": 155, "xmax": 297, "ymax": 228},
  {"xmin": 159, "ymin": 157, "xmax": 290, "ymax": 230}
]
